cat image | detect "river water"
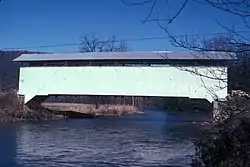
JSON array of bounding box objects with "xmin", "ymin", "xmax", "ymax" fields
[{"xmin": 0, "ymin": 109, "xmax": 207, "ymax": 167}]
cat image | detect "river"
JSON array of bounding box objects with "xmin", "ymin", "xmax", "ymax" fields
[{"xmin": 0, "ymin": 109, "xmax": 208, "ymax": 167}]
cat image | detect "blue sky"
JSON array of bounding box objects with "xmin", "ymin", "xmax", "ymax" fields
[{"xmin": 0, "ymin": 0, "xmax": 247, "ymax": 52}]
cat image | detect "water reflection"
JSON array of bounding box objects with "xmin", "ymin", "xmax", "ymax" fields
[
  {"xmin": 0, "ymin": 110, "xmax": 204, "ymax": 167},
  {"xmin": 0, "ymin": 124, "xmax": 18, "ymax": 167}
]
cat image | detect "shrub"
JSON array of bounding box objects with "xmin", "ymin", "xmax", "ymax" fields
[
  {"xmin": 0, "ymin": 90, "xmax": 64, "ymax": 123},
  {"xmin": 192, "ymin": 118, "xmax": 250, "ymax": 167},
  {"xmin": 192, "ymin": 90, "xmax": 250, "ymax": 167}
]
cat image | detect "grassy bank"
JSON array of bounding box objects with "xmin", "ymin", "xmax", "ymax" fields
[
  {"xmin": 0, "ymin": 91, "xmax": 143, "ymax": 123},
  {"xmin": 42, "ymin": 102, "xmax": 143, "ymax": 116}
]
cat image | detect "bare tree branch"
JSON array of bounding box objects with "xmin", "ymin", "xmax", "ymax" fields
[
  {"xmin": 167, "ymin": 0, "xmax": 189, "ymax": 24},
  {"xmin": 79, "ymin": 33, "xmax": 129, "ymax": 52},
  {"xmin": 120, "ymin": 0, "xmax": 154, "ymax": 5},
  {"xmin": 142, "ymin": 0, "xmax": 157, "ymax": 23},
  {"xmin": 122, "ymin": 0, "xmax": 190, "ymax": 24},
  {"xmin": 200, "ymin": 0, "xmax": 250, "ymax": 17}
]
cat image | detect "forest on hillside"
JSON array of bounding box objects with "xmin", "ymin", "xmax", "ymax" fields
[{"xmin": 0, "ymin": 51, "xmax": 30, "ymax": 90}]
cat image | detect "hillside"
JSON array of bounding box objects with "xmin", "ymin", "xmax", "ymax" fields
[{"xmin": 0, "ymin": 50, "xmax": 37, "ymax": 90}]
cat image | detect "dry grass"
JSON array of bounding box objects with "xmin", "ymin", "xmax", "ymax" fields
[
  {"xmin": 0, "ymin": 90, "xmax": 142, "ymax": 123},
  {"xmin": 42, "ymin": 102, "xmax": 143, "ymax": 116},
  {"xmin": 0, "ymin": 90, "xmax": 64, "ymax": 123}
]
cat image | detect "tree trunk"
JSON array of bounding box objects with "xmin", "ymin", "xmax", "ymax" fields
[{"xmin": 95, "ymin": 96, "xmax": 100, "ymax": 109}]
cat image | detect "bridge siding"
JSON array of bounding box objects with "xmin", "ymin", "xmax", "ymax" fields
[{"xmin": 18, "ymin": 66, "xmax": 228, "ymax": 103}]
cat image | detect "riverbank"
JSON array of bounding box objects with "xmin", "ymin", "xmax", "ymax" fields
[
  {"xmin": 0, "ymin": 91, "xmax": 65, "ymax": 123},
  {"xmin": 0, "ymin": 91, "xmax": 143, "ymax": 123},
  {"xmin": 42, "ymin": 102, "xmax": 143, "ymax": 117}
]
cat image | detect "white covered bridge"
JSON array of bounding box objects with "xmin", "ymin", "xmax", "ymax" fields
[{"xmin": 13, "ymin": 51, "xmax": 236, "ymax": 105}]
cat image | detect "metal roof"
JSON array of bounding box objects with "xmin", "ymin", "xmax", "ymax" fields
[{"xmin": 13, "ymin": 51, "xmax": 237, "ymax": 62}]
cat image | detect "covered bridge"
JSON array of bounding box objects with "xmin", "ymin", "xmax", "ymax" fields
[{"xmin": 13, "ymin": 51, "xmax": 236, "ymax": 104}]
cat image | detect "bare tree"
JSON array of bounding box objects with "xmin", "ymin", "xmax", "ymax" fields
[
  {"xmin": 122, "ymin": 0, "xmax": 250, "ymax": 99},
  {"xmin": 121, "ymin": 0, "xmax": 250, "ymax": 53},
  {"xmin": 79, "ymin": 33, "xmax": 129, "ymax": 52}
]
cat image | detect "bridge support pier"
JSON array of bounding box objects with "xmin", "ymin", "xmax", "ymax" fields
[
  {"xmin": 212, "ymin": 98, "xmax": 227, "ymax": 121},
  {"xmin": 26, "ymin": 95, "xmax": 48, "ymax": 111}
]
